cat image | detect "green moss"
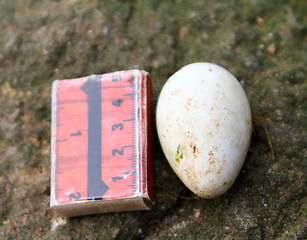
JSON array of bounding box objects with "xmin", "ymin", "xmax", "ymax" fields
[{"xmin": 176, "ymin": 145, "xmax": 184, "ymax": 163}]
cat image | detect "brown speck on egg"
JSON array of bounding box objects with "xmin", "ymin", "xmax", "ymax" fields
[{"xmin": 208, "ymin": 151, "xmax": 215, "ymax": 164}]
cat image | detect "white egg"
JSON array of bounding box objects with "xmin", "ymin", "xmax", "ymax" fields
[{"xmin": 156, "ymin": 62, "xmax": 252, "ymax": 198}]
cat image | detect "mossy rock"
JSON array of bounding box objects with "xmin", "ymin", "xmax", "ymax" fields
[{"xmin": 0, "ymin": 0, "xmax": 306, "ymax": 239}]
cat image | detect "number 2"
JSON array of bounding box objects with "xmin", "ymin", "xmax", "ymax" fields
[
  {"xmin": 112, "ymin": 147, "xmax": 124, "ymax": 156},
  {"xmin": 69, "ymin": 192, "xmax": 81, "ymax": 200}
]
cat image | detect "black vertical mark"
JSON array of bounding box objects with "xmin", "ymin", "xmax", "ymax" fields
[
  {"xmin": 71, "ymin": 130, "xmax": 82, "ymax": 137},
  {"xmin": 81, "ymin": 75, "xmax": 109, "ymax": 199}
]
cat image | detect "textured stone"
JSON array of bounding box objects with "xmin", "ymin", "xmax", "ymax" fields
[{"xmin": 0, "ymin": 0, "xmax": 306, "ymax": 239}]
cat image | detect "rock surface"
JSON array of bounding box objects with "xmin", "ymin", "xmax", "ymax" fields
[{"xmin": 0, "ymin": 0, "xmax": 306, "ymax": 239}]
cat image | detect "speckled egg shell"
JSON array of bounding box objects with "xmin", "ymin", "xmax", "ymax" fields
[{"xmin": 156, "ymin": 62, "xmax": 252, "ymax": 198}]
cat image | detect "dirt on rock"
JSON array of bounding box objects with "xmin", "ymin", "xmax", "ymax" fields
[{"xmin": 0, "ymin": 0, "xmax": 306, "ymax": 239}]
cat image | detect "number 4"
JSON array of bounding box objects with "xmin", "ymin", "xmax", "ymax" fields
[{"xmin": 112, "ymin": 99, "xmax": 123, "ymax": 107}]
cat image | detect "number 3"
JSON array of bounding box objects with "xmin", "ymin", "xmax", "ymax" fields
[{"xmin": 112, "ymin": 123, "xmax": 123, "ymax": 131}]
